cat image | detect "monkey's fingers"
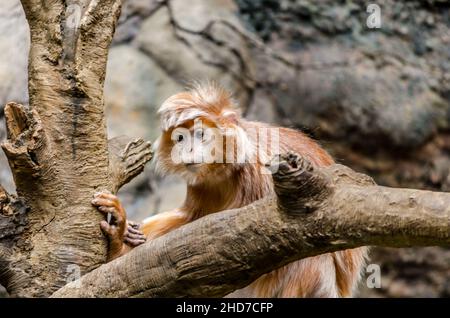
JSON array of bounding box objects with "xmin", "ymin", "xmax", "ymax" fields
[
  {"xmin": 91, "ymin": 197, "xmax": 117, "ymax": 208},
  {"xmin": 124, "ymin": 236, "xmax": 147, "ymax": 247},
  {"xmin": 127, "ymin": 220, "xmax": 141, "ymax": 230},
  {"xmin": 127, "ymin": 225, "xmax": 143, "ymax": 235},
  {"xmin": 100, "ymin": 220, "xmax": 115, "ymax": 237},
  {"xmin": 93, "ymin": 190, "xmax": 112, "ymax": 199},
  {"xmin": 125, "ymin": 231, "xmax": 146, "ymax": 241},
  {"xmin": 124, "ymin": 220, "xmax": 146, "ymax": 245},
  {"xmin": 93, "ymin": 192, "xmax": 120, "ymax": 205},
  {"xmin": 94, "ymin": 191, "xmax": 119, "ymax": 201},
  {"xmin": 98, "ymin": 206, "xmax": 124, "ymax": 225},
  {"xmin": 97, "ymin": 206, "xmax": 116, "ymax": 215}
]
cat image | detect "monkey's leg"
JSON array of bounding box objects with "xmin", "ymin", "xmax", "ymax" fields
[{"xmin": 140, "ymin": 209, "xmax": 188, "ymax": 240}]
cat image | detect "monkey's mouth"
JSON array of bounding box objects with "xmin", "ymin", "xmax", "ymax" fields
[{"xmin": 185, "ymin": 163, "xmax": 202, "ymax": 171}]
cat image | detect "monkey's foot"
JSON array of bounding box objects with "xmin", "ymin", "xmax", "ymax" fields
[{"xmin": 124, "ymin": 221, "xmax": 147, "ymax": 247}]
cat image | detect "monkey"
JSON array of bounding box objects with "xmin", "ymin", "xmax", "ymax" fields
[{"xmin": 92, "ymin": 83, "xmax": 367, "ymax": 297}]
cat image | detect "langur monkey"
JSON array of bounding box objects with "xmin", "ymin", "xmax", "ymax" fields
[{"xmin": 92, "ymin": 83, "xmax": 367, "ymax": 298}]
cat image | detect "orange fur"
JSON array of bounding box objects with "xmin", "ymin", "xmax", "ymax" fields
[
  {"xmin": 142, "ymin": 83, "xmax": 367, "ymax": 298},
  {"xmin": 141, "ymin": 210, "xmax": 188, "ymax": 240}
]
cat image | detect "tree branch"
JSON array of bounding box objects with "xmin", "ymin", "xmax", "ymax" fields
[
  {"xmin": 108, "ymin": 136, "xmax": 153, "ymax": 193},
  {"xmin": 1, "ymin": 102, "xmax": 47, "ymax": 192},
  {"xmin": 51, "ymin": 155, "xmax": 450, "ymax": 298}
]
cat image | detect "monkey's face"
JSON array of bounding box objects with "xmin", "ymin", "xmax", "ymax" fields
[
  {"xmin": 155, "ymin": 85, "xmax": 256, "ymax": 184},
  {"xmin": 156, "ymin": 118, "xmax": 251, "ymax": 185}
]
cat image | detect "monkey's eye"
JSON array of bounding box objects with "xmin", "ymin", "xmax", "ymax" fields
[
  {"xmin": 194, "ymin": 129, "xmax": 204, "ymax": 140},
  {"xmin": 175, "ymin": 134, "xmax": 184, "ymax": 143}
]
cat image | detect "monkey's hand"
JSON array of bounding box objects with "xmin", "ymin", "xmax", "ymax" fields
[
  {"xmin": 92, "ymin": 191, "xmax": 127, "ymax": 261},
  {"xmin": 124, "ymin": 221, "xmax": 147, "ymax": 247}
]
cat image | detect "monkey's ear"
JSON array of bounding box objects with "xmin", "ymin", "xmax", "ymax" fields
[{"xmin": 222, "ymin": 110, "xmax": 239, "ymax": 125}]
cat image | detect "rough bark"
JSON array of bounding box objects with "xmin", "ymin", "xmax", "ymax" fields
[
  {"xmin": 108, "ymin": 136, "xmax": 153, "ymax": 194},
  {"xmin": 0, "ymin": 0, "xmax": 151, "ymax": 297},
  {"xmin": 0, "ymin": 184, "xmax": 28, "ymax": 241},
  {"xmin": 52, "ymin": 154, "xmax": 450, "ymax": 298},
  {"xmin": 0, "ymin": 185, "xmax": 28, "ymax": 293}
]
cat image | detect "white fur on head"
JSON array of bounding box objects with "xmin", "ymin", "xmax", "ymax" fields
[
  {"xmin": 158, "ymin": 82, "xmax": 237, "ymax": 131},
  {"xmin": 160, "ymin": 108, "xmax": 209, "ymax": 131}
]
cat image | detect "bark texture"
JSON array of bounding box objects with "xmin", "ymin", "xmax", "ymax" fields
[
  {"xmin": 52, "ymin": 154, "xmax": 450, "ymax": 298},
  {"xmin": 0, "ymin": 0, "xmax": 152, "ymax": 297}
]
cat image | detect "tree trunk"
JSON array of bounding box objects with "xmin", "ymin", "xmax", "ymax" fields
[{"xmin": 0, "ymin": 0, "xmax": 151, "ymax": 297}]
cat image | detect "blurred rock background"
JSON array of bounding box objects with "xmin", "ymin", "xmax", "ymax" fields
[{"xmin": 1, "ymin": 0, "xmax": 449, "ymax": 297}]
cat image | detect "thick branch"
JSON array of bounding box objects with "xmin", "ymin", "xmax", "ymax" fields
[
  {"xmin": 108, "ymin": 136, "xmax": 153, "ymax": 193},
  {"xmin": 52, "ymin": 156, "xmax": 450, "ymax": 298}
]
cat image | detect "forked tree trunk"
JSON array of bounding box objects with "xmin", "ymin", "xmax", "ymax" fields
[{"xmin": 0, "ymin": 0, "xmax": 151, "ymax": 297}]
